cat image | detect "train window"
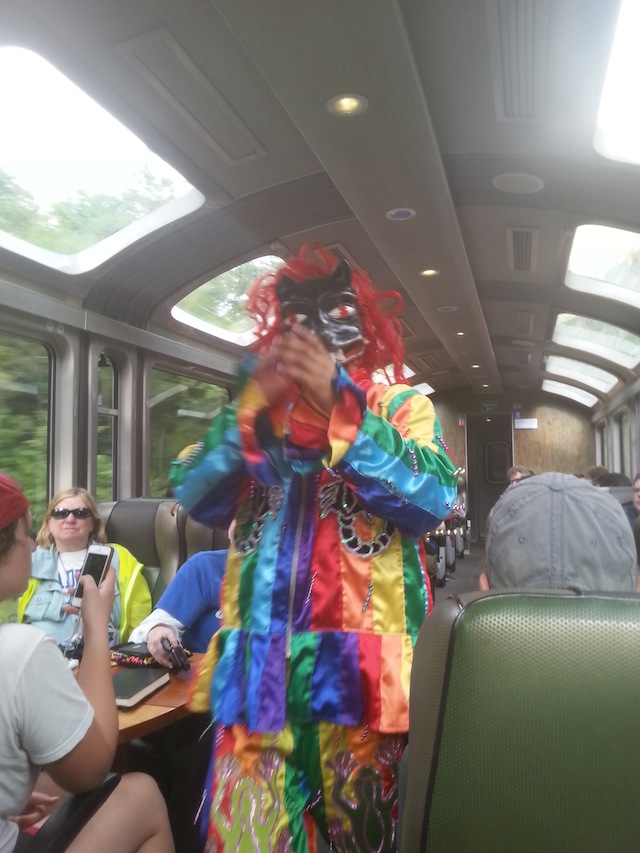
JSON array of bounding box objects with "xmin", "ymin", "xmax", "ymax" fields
[
  {"xmin": 172, "ymin": 255, "xmax": 283, "ymax": 344},
  {"xmin": 595, "ymin": 422, "xmax": 607, "ymax": 468},
  {"xmin": 545, "ymin": 355, "xmax": 618, "ymax": 394},
  {"xmin": 413, "ymin": 382, "xmax": 436, "ymax": 395},
  {"xmin": 372, "ymin": 364, "xmax": 416, "ymax": 384},
  {"xmin": 0, "ymin": 46, "xmax": 201, "ymax": 271},
  {"xmin": 541, "ymin": 380, "xmax": 598, "ymax": 409},
  {"xmin": 0, "ymin": 331, "xmax": 51, "ymax": 525},
  {"xmin": 96, "ymin": 355, "xmax": 117, "ymax": 503},
  {"xmin": 614, "ymin": 409, "xmax": 631, "ymax": 476},
  {"xmin": 553, "ymin": 314, "xmax": 640, "ymax": 371},
  {"xmin": 147, "ymin": 369, "xmax": 228, "ymax": 497},
  {"xmin": 566, "ymin": 225, "xmax": 640, "ymax": 310},
  {"xmin": 485, "ymin": 441, "xmax": 510, "ymax": 485},
  {"xmin": 594, "ymin": 0, "xmax": 640, "ymax": 166}
]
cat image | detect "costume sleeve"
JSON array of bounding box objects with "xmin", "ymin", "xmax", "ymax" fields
[
  {"xmin": 170, "ymin": 400, "xmax": 248, "ymax": 527},
  {"xmin": 171, "ymin": 359, "xmax": 457, "ymax": 535},
  {"xmin": 170, "ymin": 356, "xmax": 285, "ymax": 526},
  {"xmin": 292, "ymin": 367, "xmax": 458, "ymax": 534}
]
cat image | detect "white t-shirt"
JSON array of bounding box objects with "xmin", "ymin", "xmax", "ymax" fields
[{"xmin": 0, "ymin": 623, "xmax": 93, "ymax": 853}]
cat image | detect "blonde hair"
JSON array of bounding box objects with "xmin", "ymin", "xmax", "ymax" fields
[{"xmin": 36, "ymin": 488, "xmax": 106, "ymax": 548}]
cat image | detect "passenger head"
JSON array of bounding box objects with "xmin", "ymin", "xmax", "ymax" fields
[
  {"xmin": 0, "ymin": 474, "xmax": 34, "ymax": 599},
  {"xmin": 480, "ymin": 472, "xmax": 639, "ymax": 592},
  {"xmin": 586, "ymin": 464, "xmax": 608, "ymax": 484},
  {"xmin": 36, "ymin": 487, "xmax": 106, "ymax": 549},
  {"xmin": 506, "ymin": 465, "xmax": 534, "ymax": 485},
  {"xmin": 246, "ymin": 242, "xmax": 405, "ymax": 379},
  {"xmin": 595, "ymin": 472, "xmax": 632, "ymax": 487}
]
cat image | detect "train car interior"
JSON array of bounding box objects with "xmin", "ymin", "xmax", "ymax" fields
[
  {"xmin": 1, "ymin": 1, "xmax": 639, "ymax": 850},
  {"xmin": 1, "ymin": 0, "xmax": 638, "ymax": 538}
]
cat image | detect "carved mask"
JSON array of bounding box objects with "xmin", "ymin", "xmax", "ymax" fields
[{"xmin": 275, "ymin": 259, "xmax": 364, "ymax": 360}]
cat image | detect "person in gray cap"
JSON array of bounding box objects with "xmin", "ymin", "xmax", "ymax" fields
[{"xmin": 479, "ymin": 471, "xmax": 640, "ymax": 592}]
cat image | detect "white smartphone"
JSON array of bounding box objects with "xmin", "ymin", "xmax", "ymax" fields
[{"xmin": 71, "ymin": 544, "xmax": 113, "ymax": 607}]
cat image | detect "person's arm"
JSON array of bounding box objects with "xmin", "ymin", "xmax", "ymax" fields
[
  {"xmin": 128, "ymin": 607, "xmax": 185, "ymax": 644},
  {"xmin": 45, "ymin": 568, "xmax": 118, "ymax": 792},
  {"xmin": 171, "ymin": 402, "xmax": 248, "ymax": 528},
  {"xmin": 133, "ymin": 550, "xmax": 227, "ymax": 664}
]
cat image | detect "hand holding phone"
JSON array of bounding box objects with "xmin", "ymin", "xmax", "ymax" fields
[{"xmin": 71, "ymin": 544, "xmax": 113, "ymax": 607}]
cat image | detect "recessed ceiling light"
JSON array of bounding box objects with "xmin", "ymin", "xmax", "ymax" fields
[
  {"xmin": 419, "ymin": 268, "xmax": 439, "ymax": 276},
  {"xmin": 326, "ymin": 93, "xmax": 369, "ymax": 115},
  {"xmin": 482, "ymin": 384, "xmax": 489, "ymax": 388},
  {"xmin": 492, "ymin": 172, "xmax": 545, "ymax": 194},
  {"xmin": 385, "ymin": 207, "xmax": 416, "ymax": 221},
  {"xmin": 471, "ymin": 364, "xmax": 480, "ymax": 368},
  {"xmin": 456, "ymin": 331, "xmax": 465, "ymax": 336},
  {"xmin": 437, "ymin": 305, "xmax": 458, "ymax": 313}
]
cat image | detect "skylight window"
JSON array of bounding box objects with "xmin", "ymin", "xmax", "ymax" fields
[
  {"xmin": 542, "ymin": 380, "xmax": 598, "ymax": 409},
  {"xmin": 372, "ymin": 364, "xmax": 416, "ymax": 385},
  {"xmin": 553, "ymin": 313, "xmax": 640, "ymax": 370},
  {"xmin": 172, "ymin": 255, "xmax": 283, "ymax": 345},
  {"xmin": 545, "ymin": 355, "xmax": 618, "ymax": 394},
  {"xmin": 566, "ymin": 225, "xmax": 640, "ymax": 309},
  {"xmin": 0, "ymin": 46, "xmax": 201, "ymax": 272},
  {"xmin": 593, "ymin": 0, "xmax": 640, "ymax": 165},
  {"xmin": 413, "ymin": 381, "xmax": 435, "ymax": 395}
]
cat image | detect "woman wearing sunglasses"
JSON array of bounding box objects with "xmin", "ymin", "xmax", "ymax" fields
[{"xmin": 18, "ymin": 488, "xmax": 150, "ymax": 647}]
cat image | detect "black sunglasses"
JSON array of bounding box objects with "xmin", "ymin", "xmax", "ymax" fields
[{"xmin": 51, "ymin": 507, "xmax": 92, "ymax": 520}]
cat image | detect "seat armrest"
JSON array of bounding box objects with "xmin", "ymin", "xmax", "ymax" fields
[{"xmin": 24, "ymin": 773, "xmax": 121, "ymax": 853}]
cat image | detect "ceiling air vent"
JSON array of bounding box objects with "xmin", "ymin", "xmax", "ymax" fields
[
  {"xmin": 117, "ymin": 28, "xmax": 265, "ymax": 164},
  {"xmin": 512, "ymin": 309, "xmax": 534, "ymax": 335},
  {"xmin": 422, "ymin": 354, "xmax": 440, "ymax": 369},
  {"xmin": 515, "ymin": 350, "xmax": 531, "ymax": 366},
  {"xmin": 506, "ymin": 227, "xmax": 538, "ymax": 272},
  {"xmin": 325, "ymin": 242, "xmax": 358, "ymax": 267},
  {"xmin": 400, "ymin": 318, "xmax": 417, "ymax": 339},
  {"xmin": 485, "ymin": 0, "xmax": 547, "ymax": 121}
]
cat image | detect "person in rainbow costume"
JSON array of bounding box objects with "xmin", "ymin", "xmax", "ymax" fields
[{"xmin": 169, "ymin": 243, "xmax": 458, "ymax": 852}]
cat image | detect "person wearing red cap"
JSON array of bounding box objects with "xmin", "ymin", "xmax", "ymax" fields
[
  {"xmin": 0, "ymin": 474, "xmax": 175, "ymax": 853},
  {"xmin": 0, "ymin": 474, "xmax": 30, "ymax": 530}
]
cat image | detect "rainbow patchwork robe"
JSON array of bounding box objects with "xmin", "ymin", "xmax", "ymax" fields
[{"xmin": 171, "ymin": 360, "xmax": 457, "ymax": 735}]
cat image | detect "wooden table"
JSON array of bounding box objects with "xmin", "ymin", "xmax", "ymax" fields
[{"xmin": 116, "ymin": 653, "xmax": 203, "ymax": 744}]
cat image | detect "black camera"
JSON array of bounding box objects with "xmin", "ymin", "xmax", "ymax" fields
[
  {"xmin": 59, "ymin": 633, "xmax": 84, "ymax": 660},
  {"xmin": 161, "ymin": 637, "xmax": 190, "ymax": 672}
]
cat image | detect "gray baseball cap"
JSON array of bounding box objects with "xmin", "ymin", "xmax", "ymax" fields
[{"xmin": 485, "ymin": 471, "xmax": 638, "ymax": 591}]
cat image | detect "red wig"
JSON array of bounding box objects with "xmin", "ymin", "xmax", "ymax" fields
[{"xmin": 246, "ymin": 243, "xmax": 406, "ymax": 381}]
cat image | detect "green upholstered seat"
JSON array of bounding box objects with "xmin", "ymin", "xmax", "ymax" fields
[{"xmin": 401, "ymin": 590, "xmax": 640, "ymax": 853}]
